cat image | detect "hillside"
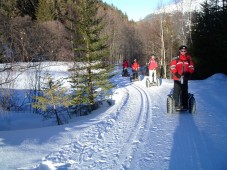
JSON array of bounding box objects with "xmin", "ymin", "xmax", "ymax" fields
[{"xmin": 144, "ymin": 0, "xmax": 206, "ymax": 21}]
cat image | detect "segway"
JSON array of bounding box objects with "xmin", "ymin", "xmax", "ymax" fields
[
  {"xmin": 167, "ymin": 92, "xmax": 196, "ymax": 114},
  {"xmin": 146, "ymin": 72, "xmax": 161, "ymax": 87},
  {"xmin": 122, "ymin": 68, "xmax": 130, "ymax": 77},
  {"xmin": 146, "ymin": 77, "xmax": 160, "ymax": 87},
  {"xmin": 130, "ymin": 71, "xmax": 140, "ymax": 82}
]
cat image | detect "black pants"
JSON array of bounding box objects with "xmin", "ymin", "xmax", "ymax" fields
[
  {"xmin": 173, "ymin": 80, "xmax": 188, "ymax": 108},
  {"xmin": 122, "ymin": 68, "xmax": 128, "ymax": 76},
  {"xmin": 132, "ymin": 70, "xmax": 139, "ymax": 79}
]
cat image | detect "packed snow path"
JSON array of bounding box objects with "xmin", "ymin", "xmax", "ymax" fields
[
  {"xmin": 37, "ymin": 77, "xmax": 155, "ymax": 169},
  {"xmin": 33, "ymin": 73, "xmax": 227, "ymax": 170}
]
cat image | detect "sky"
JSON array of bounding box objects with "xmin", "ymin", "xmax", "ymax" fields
[
  {"xmin": 102, "ymin": 0, "xmax": 172, "ymax": 21},
  {"xmin": 0, "ymin": 62, "xmax": 227, "ymax": 170}
]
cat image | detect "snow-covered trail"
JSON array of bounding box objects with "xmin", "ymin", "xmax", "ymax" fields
[
  {"xmin": 130, "ymin": 77, "xmax": 227, "ymax": 170},
  {"xmin": 35, "ymin": 75, "xmax": 155, "ymax": 169},
  {"xmin": 130, "ymin": 79, "xmax": 176, "ymax": 170},
  {"xmin": 31, "ymin": 72, "xmax": 227, "ymax": 170}
]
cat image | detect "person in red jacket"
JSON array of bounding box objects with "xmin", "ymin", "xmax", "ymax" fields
[
  {"xmin": 131, "ymin": 59, "xmax": 140, "ymax": 79},
  {"xmin": 148, "ymin": 55, "xmax": 158, "ymax": 83},
  {"xmin": 122, "ymin": 59, "xmax": 128, "ymax": 69},
  {"xmin": 122, "ymin": 59, "xmax": 129, "ymax": 76},
  {"xmin": 170, "ymin": 45, "xmax": 194, "ymax": 109}
]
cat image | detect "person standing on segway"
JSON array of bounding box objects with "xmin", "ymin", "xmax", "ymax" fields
[
  {"xmin": 148, "ymin": 55, "xmax": 158, "ymax": 84},
  {"xmin": 131, "ymin": 59, "xmax": 140, "ymax": 80},
  {"xmin": 122, "ymin": 59, "xmax": 129, "ymax": 76},
  {"xmin": 170, "ymin": 45, "xmax": 194, "ymax": 110}
]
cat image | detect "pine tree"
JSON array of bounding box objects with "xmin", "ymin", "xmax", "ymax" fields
[
  {"xmin": 35, "ymin": 0, "xmax": 55, "ymax": 22},
  {"xmin": 191, "ymin": 0, "xmax": 227, "ymax": 78},
  {"xmin": 33, "ymin": 73, "xmax": 71, "ymax": 125},
  {"xmin": 0, "ymin": 0, "xmax": 19, "ymax": 18},
  {"xmin": 16, "ymin": 0, "xmax": 38, "ymax": 20},
  {"xmin": 69, "ymin": 0, "xmax": 114, "ymax": 113}
]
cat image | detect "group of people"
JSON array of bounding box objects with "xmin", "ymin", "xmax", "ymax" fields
[
  {"xmin": 122, "ymin": 45, "xmax": 195, "ymax": 110},
  {"xmin": 122, "ymin": 58, "xmax": 140, "ymax": 79},
  {"xmin": 122, "ymin": 55, "xmax": 158, "ymax": 82}
]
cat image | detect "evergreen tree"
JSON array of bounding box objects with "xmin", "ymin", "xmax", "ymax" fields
[
  {"xmin": 52, "ymin": 0, "xmax": 69, "ymax": 22},
  {"xmin": 35, "ymin": 0, "xmax": 55, "ymax": 22},
  {"xmin": 33, "ymin": 73, "xmax": 71, "ymax": 125},
  {"xmin": 16, "ymin": 0, "xmax": 38, "ymax": 20},
  {"xmin": 69, "ymin": 0, "xmax": 114, "ymax": 112},
  {"xmin": 0, "ymin": 0, "xmax": 20, "ymax": 62},
  {"xmin": 0, "ymin": 0, "xmax": 19, "ymax": 18},
  {"xmin": 191, "ymin": 0, "xmax": 227, "ymax": 79}
]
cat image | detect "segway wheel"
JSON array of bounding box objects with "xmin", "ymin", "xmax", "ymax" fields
[
  {"xmin": 189, "ymin": 96, "xmax": 196, "ymax": 113},
  {"xmin": 156, "ymin": 78, "xmax": 160, "ymax": 86},
  {"xmin": 167, "ymin": 95, "xmax": 174, "ymax": 113},
  {"xmin": 146, "ymin": 78, "xmax": 150, "ymax": 87},
  {"xmin": 138, "ymin": 75, "xmax": 141, "ymax": 81}
]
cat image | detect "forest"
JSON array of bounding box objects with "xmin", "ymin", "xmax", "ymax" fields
[
  {"xmin": 0, "ymin": 0, "xmax": 226, "ymax": 123},
  {"xmin": 1, "ymin": 0, "xmax": 226, "ymax": 77}
]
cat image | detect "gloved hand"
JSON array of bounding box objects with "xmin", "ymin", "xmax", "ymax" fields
[{"xmin": 175, "ymin": 72, "xmax": 181, "ymax": 78}]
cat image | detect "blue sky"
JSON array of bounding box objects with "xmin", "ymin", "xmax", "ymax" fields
[{"xmin": 102, "ymin": 0, "xmax": 172, "ymax": 21}]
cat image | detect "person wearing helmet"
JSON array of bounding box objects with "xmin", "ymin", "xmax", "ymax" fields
[
  {"xmin": 131, "ymin": 59, "xmax": 140, "ymax": 79},
  {"xmin": 148, "ymin": 55, "xmax": 158, "ymax": 83},
  {"xmin": 170, "ymin": 45, "xmax": 195, "ymax": 109}
]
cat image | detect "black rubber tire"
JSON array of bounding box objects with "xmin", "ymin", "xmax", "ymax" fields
[
  {"xmin": 146, "ymin": 78, "xmax": 150, "ymax": 87},
  {"xmin": 167, "ymin": 96, "xmax": 174, "ymax": 114},
  {"xmin": 156, "ymin": 78, "xmax": 160, "ymax": 86},
  {"xmin": 189, "ymin": 96, "xmax": 196, "ymax": 113}
]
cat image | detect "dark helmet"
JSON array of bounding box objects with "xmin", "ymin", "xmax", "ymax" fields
[{"xmin": 179, "ymin": 45, "xmax": 187, "ymax": 50}]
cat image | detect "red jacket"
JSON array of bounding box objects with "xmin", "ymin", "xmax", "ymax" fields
[
  {"xmin": 148, "ymin": 59, "xmax": 158, "ymax": 70},
  {"xmin": 122, "ymin": 61, "xmax": 128, "ymax": 68},
  {"xmin": 170, "ymin": 54, "xmax": 194, "ymax": 80},
  {"xmin": 131, "ymin": 62, "xmax": 140, "ymax": 71}
]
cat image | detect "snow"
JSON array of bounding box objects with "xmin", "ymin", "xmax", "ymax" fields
[
  {"xmin": 0, "ymin": 63, "xmax": 227, "ymax": 170},
  {"xmin": 154, "ymin": 0, "xmax": 206, "ymax": 14}
]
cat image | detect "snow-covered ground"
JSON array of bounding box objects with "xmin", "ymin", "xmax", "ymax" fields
[{"xmin": 0, "ymin": 64, "xmax": 227, "ymax": 170}]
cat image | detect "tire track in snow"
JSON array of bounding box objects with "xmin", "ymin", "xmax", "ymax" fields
[
  {"xmin": 129, "ymin": 82, "xmax": 178, "ymax": 170},
  {"xmin": 34, "ymin": 82, "xmax": 154, "ymax": 170},
  {"xmin": 30, "ymin": 86, "xmax": 129, "ymax": 168},
  {"xmin": 125, "ymin": 84, "xmax": 152, "ymax": 143},
  {"xmin": 115, "ymin": 83, "xmax": 154, "ymax": 169},
  {"xmin": 35, "ymin": 87, "xmax": 132, "ymax": 169}
]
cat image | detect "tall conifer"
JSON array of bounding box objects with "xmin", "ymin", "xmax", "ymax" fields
[
  {"xmin": 69, "ymin": 0, "xmax": 114, "ymax": 112},
  {"xmin": 35, "ymin": 0, "xmax": 55, "ymax": 22}
]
